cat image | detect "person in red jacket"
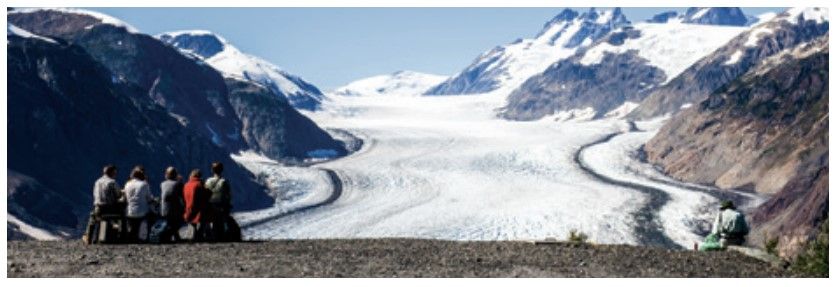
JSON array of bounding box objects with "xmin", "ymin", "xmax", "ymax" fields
[{"xmin": 183, "ymin": 169, "xmax": 211, "ymax": 241}]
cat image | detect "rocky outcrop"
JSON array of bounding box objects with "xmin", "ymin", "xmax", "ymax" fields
[
  {"xmin": 629, "ymin": 7, "xmax": 829, "ymax": 119},
  {"xmin": 225, "ymin": 78, "xmax": 347, "ymax": 159},
  {"xmin": 681, "ymin": 8, "xmax": 750, "ymax": 26},
  {"xmin": 500, "ymin": 50, "xmax": 666, "ymax": 120},
  {"xmin": 7, "ymin": 34, "xmax": 273, "ymax": 235},
  {"xmin": 643, "ymin": 37, "xmax": 828, "ymax": 257}
]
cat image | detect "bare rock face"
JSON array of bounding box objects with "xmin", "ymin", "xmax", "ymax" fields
[
  {"xmin": 749, "ymin": 166, "xmax": 827, "ymax": 258},
  {"xmin": 629, "ymin": 8, "xmax": 829, "ymax": 119},
  {"xmin": 500, "ymin": 42, "xmax": 666, "ymax": 121},
  {"xmin": 644, "ymin": 37, "xmax": 828, "ymax": 257},
  {"xmin": 8, "ymin": 9, "xmax": 246, "ymax": 151},
  {"xmin": 225, "ymin": 78, "xmax": 347, "ymax": 159}
]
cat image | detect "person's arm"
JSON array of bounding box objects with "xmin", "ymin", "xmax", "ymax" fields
[
  {"xmin": 148, "ymin": 184, "xmax": 158, "ymax": 204},
  {"xmin": 710, "ymin": 212, "xmax": 721, "ymax": 235}
]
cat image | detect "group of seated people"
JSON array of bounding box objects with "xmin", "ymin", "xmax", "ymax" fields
[{"xmin": 83, "ymin": 162, "xmax": 239, "ymax": 244}]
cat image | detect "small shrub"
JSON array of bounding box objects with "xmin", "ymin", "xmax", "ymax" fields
[
  {"xmin": 568, "ymin": 229, "xmax": 589, "ymax": 244},
  {"xmin": 764, "ymin": 235, "xmax": 779, "ymax": 256},
  {"xmin": 790, "ymin": 220, "xmax": 828, "ymax": 277}
]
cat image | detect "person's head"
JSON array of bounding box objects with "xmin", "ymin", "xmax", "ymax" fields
[
  {"xmin": 103, "ymin": 165, "xmax": 117, "ymax": 178},
  {"xmin": 211, "ymin": 162, "xmax": 224, "ymax": 176},
  {"xmin": 130, "ymin": 166, "xmax": 146, "ymax": 181},
  {"xmin": 720, "ymin": 200, "xmax": 736, "ymax": 210},
  {"xmin": 190, "ymin": 169, "xmax": 202, "ymax": 179},
  {"xmin": 165, "ymin": 166, "xmax": 178, "ymax": 180}
]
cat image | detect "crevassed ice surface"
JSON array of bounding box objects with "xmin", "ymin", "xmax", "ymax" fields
[{"xmin": 233, "ymin": 86, "xmax": 709, "ymax": 247}]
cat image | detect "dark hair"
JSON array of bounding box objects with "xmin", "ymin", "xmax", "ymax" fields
[
  {"xmin": 190, "ymin": 169, "xmax": 202, "ymax": 179},
  {"xmin": 165, "ymin": 167, "xmax": 178, "ymax": 180},
  {"xmin": 103, "ymin": 165, "xmax": 117, "ymax": 177},
  {"xmin": 720, "ymin": 200, "xmax": 736, "ymax": 210},
  {"xmin": 211, "ymin": 162, "xmax": 224, "ymax": 175},
  {"xmin": 130, "ymin": 166, "xmax": 146, "ymax": 180}
]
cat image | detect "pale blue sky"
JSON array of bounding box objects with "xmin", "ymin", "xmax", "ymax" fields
[{"xmin": 90, "ymin": 7, "xmax": 784, "ymax": 90}]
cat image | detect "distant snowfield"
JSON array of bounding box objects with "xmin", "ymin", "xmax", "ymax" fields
[{"xmin": 235, "ymin": 90, "xmax": 733, "ymax": 247}]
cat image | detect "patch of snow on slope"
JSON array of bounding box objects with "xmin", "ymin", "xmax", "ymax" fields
[
  {"xmin": 551, "ymin": 107, "xmax": 597, "ymax": 122},
  {"xmin": 689, "ymin": 8, "xmax": 711, "ymax": 20},
  {"xmin": 604, "ymin": 102, "xmax": 639, "ymax": 118},
  {"xmin": 744, "ymin": 27, "xmax": 774, "ymax": 47},
  {"xmin": 785, "ymin": 7, "xmax": 829, "ymax": 24},
  {"xmin": 7, "ymin": 24, "xmax": 57, "ymax": 44},
  {"xmin": 10, "ymin": 8, "xmax": 139, "ymax": 33},
  {"xmin": 8, "ymin": 214, "xmax": 61, "ymax": 240},
  {"xmin": 580, "ymin": 22, "xmax": 747, "ymax": 82},
  {"xmin": 332, "ymin": 71, "xmax": 446, "ymax": 97},
  {"xmin": 754, "ymin": 12, "xmax": 779, "ymax": 25},
  {"xmin": 724, "ymin": 50, "xmax": 744, "ymax": 65}
]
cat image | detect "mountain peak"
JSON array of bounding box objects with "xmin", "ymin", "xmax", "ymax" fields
[
  {"xmin": 682, "ymin": 7, "xmax": 749, "ymax": 26},
  {"xmin": 647, "ymin": 11, "xmax": 680, "ymax": 23},
  {"xmin": 157, "ymin": 30, "xmax": 229, "ymax": 59}
]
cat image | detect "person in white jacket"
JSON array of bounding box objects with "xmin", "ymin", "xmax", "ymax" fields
[{"xmin": 124, "ymin": 166, "xmax": 156, "ymax": 242}]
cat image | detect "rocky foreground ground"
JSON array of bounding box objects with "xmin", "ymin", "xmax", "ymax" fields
[{"xmin": 7, "ymin": 239, "xmax": 793, "ymax": 277}]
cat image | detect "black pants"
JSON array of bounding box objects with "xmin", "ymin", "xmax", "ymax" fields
[
  {"xmin": 126, "ymin": 217, "xmax": 145, "ymax": 243},
  {"xmin": 164, "ymin": 217, "xmax": 183, "ymax": 242},
  {"xmin": 210, "ymin": 203, "xmax": 230, "ymax": 241}
]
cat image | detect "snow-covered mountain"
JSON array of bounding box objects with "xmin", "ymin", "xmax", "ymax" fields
[
  {"xmin": 630, "ymin": 7, "xmax": 829, "ymax": 119},
  {"xmin": 648, "ymin": 8, "xmax": 775, "ymax": 26},
  {"xmin": 424, "ymin": 8, "xmax": 630, "ymax": 96},
  {"xmin": 500, "ymin": 8, "xmax": 752, "ymax": 121},
  {"xmin": 332, "ymin": 71, "xmax": 446, "ymax": 97},
  {"xmin": 157, "ymin": 30, "xmax": 326, "ymax": 110}
]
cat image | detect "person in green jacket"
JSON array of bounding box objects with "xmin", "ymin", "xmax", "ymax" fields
[{"xmin": 710, "ymin": 200, "xmax": 750, "ymax": 248}]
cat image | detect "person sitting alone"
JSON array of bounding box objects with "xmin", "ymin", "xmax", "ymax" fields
[{"xmin": 710, "ymin": 200, "xmax": 750, "ymax": 248}]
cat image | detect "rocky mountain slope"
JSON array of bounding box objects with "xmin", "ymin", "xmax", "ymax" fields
[
  {"xmin": 331, "ymin": 70, "xmax": 446, "ymax": 97},
  {"xmin": 8, "ymin": 8, "xmax": 346, "ymax": 160},
  {"xmin": 629, "ymin": 7, "xmax": 829, "ymax": 119},
  {"xmin": 157, "ymin": 30, "xmax": 326, "ymax": 111},
  {"xmin": 424, "ymin": 8, "xmax": 629, "ymax": 96},
  {"xmin": 7, "ymin": 8, "xmax": 347, "ymax": 239},
  {"xmin": 500, "ymin": 8, "xmax": 750, "ymax": 121},
  {"xmin": 7, "ymin": 29, "xmax": 272, "ymax": 239},
  {"xmin": 643, "ymin": 36, "xmax": 828, "ymax": 257}
]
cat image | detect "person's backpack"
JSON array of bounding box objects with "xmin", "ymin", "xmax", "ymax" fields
[
  {"xmin": 148, "ymin": 219, "xmax": 168, "ymax": 244},
  {"xmin": 722, "ymin": 210, "xmax": 749, "ymax": 236}
]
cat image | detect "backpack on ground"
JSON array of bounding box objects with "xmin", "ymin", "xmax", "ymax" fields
[
  {"xmin": 221, "ymin": 215, "xmax": 242, "ymax": 242},
  {"xmin": 148, "ymin": 219, "xmax": 169, "ymax": 244},
  {"xmin": 699, "ymin": 233, "xmax": 723, "ymax": 251}
]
